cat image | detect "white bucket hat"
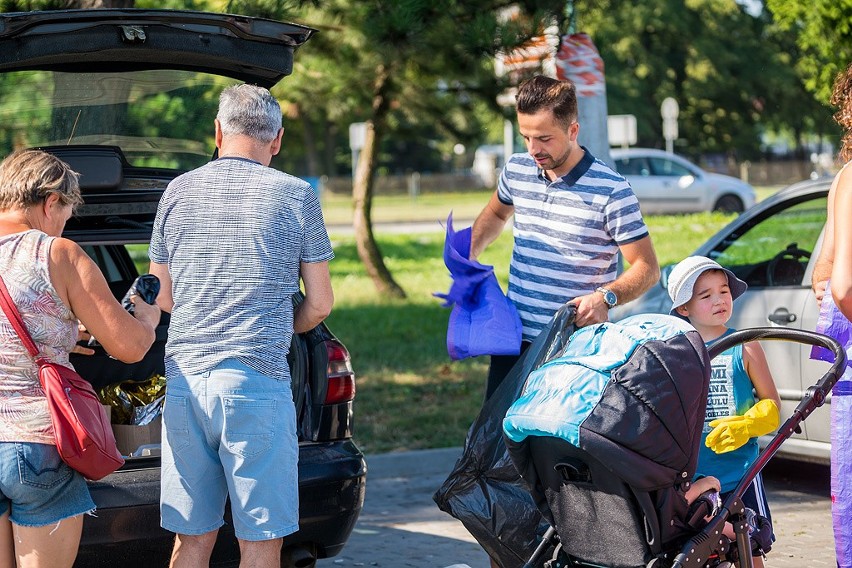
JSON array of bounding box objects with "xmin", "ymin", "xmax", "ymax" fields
[{"xmin": 667, "ymin": 256, "xmax": 747, "ymax": 315}]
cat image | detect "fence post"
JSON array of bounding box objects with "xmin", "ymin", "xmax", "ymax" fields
[
  {"xmin": 739, "ymin": 161, "xmax": 750, "ymax": 183},
  {"xmin": 408, "ymin": 171, "xmax": 421, "ymax": 200}
]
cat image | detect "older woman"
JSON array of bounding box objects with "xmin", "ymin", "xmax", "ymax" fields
[{"xmin": 0, "ymin": 149, "xmax": 160, "ymax": 568}]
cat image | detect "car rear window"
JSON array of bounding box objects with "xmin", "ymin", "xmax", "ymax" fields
[{"xmin": 0, "ymin": 69, "xmax": 238, "ymax": 170}]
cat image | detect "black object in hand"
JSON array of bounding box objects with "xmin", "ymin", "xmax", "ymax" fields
[{"xmin": 122, "ymin": 274, "xmax": 160, "ymax": 315}]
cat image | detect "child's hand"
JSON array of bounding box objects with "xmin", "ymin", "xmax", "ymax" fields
[
  {"xmin": 706, "ymin": 399, "xmax": 780, "ymax": 454},
  {"xmin": 685, "ymin": 476, "xmax": 721, "ymax": 504}
]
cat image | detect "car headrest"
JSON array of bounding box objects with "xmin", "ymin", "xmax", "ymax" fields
[{"xmin": 38, "ymin": 145, "xmax": 124, "ymax": 193}]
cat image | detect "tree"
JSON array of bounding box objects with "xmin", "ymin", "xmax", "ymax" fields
[
  {"xmin": 574, "ymin": 0, "xmax": 830, "ymax": 159},
  {"xmin": 765, "ymin": 0, "xmax": 852, "ymax": 103},
  {"xmin": 227, "ymin": 0, "xmax": 566, "ymax": 298}
]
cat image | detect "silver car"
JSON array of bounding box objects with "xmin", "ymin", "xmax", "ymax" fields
[
  {"xmin": 611, "ymin": 178, "xmax": 833, "ymax": 464},
  {"xmin": 612, "ymin": 147, "xmax": 757, "ymax": 214}
]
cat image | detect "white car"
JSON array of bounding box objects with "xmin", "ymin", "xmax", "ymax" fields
[
  {"xmin": 611, "ymin": 147, "xmax": 757, "ymax": 214},
  {"xmin": 611, "ymin": 178, "xmax": 834, "ymax": 464}
]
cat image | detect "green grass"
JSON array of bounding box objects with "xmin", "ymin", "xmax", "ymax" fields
[
  {"xmin": 130, "ymin": 185, "xmax": 781, "ymax": 454},
  {"xmin": 327, "ymin": 208, "xmax": 754, "ymax": 454},
  {"xmin": 326, "ymin": 230, "xmax": 515, "ymax": 453},
  {"xmin": 320, "ymin": 190, "xmax": 490, "ymax": 227},
  {"xmin": 320, "ymin": 186, "xmax": 781, "ymax": 227}
]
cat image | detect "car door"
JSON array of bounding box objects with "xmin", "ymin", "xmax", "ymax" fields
[
  {"xmin": 800, "ymin": 227, "xmax": 834, "ymax": 449},
  {"xmin": 645, "ymin": 156, "xmax": 706, "ymax": 213},
  {"xmin": 705, "ymin": 193, "xmax": 827, "ymax": 445},
  {"xmin": 614, "ymin": 156, "xmax": 660, "ymax": 214}
]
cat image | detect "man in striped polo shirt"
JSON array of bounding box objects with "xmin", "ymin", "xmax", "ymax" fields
[
  {"xmin": 148, "ymin": 84, "xmax": 334, "ymax": 567},
  {"xmin": 470, "ymin": 75, "xmax": 660, "ymax": 403}
]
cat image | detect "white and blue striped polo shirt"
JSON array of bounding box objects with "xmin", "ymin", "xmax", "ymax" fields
[
  {"xmin": 149, "ymin": 157, "xmax": 334, "ymax": 381},
  {"xmin": 497, "ymin": 148, "xmax": 648, "ymax": 341}
]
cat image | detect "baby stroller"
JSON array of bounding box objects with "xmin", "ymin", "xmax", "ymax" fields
[{"xmin": 503, "ymin": 317, "xmax": 846, "ymax": 568}]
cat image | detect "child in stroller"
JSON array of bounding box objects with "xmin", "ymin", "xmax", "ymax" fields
[{"xmin": 502, "ymin": 312, "xmax": 845, "ymax": 568}]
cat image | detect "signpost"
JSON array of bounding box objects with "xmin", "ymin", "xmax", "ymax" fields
[
  {"xmin": 607, "ymin": 114, "xmax": 637, "ymax": 149},
  {"xmin": 349, "ymin": 122, "xmax": 366, "ymax": 178},
  {"xmin": 661, "ymin": 97, "xmax": 679, "ymax": 154}
]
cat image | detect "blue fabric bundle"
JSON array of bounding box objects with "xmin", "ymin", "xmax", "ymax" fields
[
  {"xmin": 435, "ymin": 213, "xmax": 522, "ymax": 360},
  {"xmin": 504, "ymin": 313, "xmax": 709, "ymax": 491}
]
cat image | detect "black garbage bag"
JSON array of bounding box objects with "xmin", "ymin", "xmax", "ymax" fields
[{"xmin": 433, "ymin": 304, "xmax": 577, "ymax": 568}]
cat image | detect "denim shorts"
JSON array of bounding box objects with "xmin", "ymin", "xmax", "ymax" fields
[
  {"xmin": 160, "ymin": 358, "xmax": 299, "ymax": 541},
  {"xmin": 0, "ymin": 441, "xmax": 95, "ymax": 527}
]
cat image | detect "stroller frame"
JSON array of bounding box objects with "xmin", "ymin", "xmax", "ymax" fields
[{"xmin": 519, "ymin": 327, "xmax": 846, "ymax": 568}]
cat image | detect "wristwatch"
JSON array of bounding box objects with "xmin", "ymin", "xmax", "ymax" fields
[{"xmin": 596, "ymin": 287, "xmax": 618, "ymax": 309}]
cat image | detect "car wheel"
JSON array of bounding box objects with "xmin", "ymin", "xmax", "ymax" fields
[{"xmin": 713, "ymin": 194, "xmax": 744, "ymax": 213}]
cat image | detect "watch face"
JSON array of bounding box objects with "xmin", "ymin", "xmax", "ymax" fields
[{"xmin": 599, "ymin": 288, "xmax": 616, "ymax": 307}]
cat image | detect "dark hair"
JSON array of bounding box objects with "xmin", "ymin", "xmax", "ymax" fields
[
  {"xmin": 832, "ymin": 63, "xmax": 852, "ymax": 162},
  {"xmin": 515, "ymin": 75, "xmax": 578, "ymax": 129}
]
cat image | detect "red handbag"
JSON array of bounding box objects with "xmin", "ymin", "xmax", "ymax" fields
[{"xmin": 0, "ymin": 276, "xmax": 124, "ymax": 480}]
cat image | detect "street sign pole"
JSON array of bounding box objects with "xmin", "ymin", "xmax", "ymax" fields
[
  {"xmin": 661, "ymin": 97, "xmax": 679, "ymax": 154},
  {"xmin": 349, "ymin": 122, "xmax": 366, "ymax": 179}
]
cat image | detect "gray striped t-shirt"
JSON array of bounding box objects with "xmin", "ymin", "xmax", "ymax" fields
[
  {"xmin": 149, "ymin": 157, "xmax": 334, "ymax": 381},
  {"xmin": 497, "ymin": 148, "xmax": 649, "ymax": 341}
]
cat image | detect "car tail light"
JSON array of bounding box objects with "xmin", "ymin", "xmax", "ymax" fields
[{"xmin": 324, "ymin": 340, "xmax": 355, "ymax": 404}]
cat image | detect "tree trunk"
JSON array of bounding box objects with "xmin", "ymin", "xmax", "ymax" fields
[{"xmin": 352, "ymin": 65, "xmax": 406, "ymax": 299}]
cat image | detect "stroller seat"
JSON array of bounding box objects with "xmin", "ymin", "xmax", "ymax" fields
[
  {"xmin": 522, "ymin": 436, "xmax": 696, "ymax": 568},
  {"xmin": 503, "ymin": 314, "xmax": 712, "ymax": 568},
  {"xmin": 503, "ymin": 318, "xmax": 848, "ymax": 568}
]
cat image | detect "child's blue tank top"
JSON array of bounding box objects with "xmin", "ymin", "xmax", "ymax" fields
[{"xmin": 696, "ymin": 328, "xmax": 759, "ymax": 493}]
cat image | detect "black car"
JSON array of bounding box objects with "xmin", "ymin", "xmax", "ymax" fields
[{"xmin": 0, "ymin": 9, "xmax": 366, "ymax": 567}]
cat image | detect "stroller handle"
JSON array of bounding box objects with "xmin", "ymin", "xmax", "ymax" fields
[
  {"xmin": 537, "ymin": 303, "xmax": 579, "ymax": 365},
  {"xmin": 672, "ymin": 327, "xmax": 845, "ymax": 568}
]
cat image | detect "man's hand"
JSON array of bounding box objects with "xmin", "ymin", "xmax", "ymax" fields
[{"xmin": 570, "ymin": 291, "xmax": 609, "ymax": 327}]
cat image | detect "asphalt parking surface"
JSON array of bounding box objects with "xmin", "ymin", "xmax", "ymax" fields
[{"xmin": 317, "ymin": 447, "xmax": 834, "ymax": 568}]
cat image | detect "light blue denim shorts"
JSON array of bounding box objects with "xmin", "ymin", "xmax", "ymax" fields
[
  {"xmin": 160, "ymin": 358, "xmax": 299, "ymax": 541},
  {"xmin": 0, "ymin": 441, "xmax": 95, "ymax": 527}
]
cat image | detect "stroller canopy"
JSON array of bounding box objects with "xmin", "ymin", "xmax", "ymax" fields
[{"xmin": 504, "ymin": 314, "xmax": 711, "ymax": 491}]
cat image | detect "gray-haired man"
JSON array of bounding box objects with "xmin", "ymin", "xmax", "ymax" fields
[{"xmin": 149, "ymin": 84, "xmax": 334, "ymax": 568}]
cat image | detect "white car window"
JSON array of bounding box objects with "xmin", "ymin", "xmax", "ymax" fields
[
  {"xmin": 709, "ymin": 195, "xmax": 827, "ymax": 288},
  {"xmin": 615, "ymin": 157, "xmax": 651, "ymax": 176},
  {"xmin": 648, "ymin": 157, "xmax": 692, "ymax": 177}
]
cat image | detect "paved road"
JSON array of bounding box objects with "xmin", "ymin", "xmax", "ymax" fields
[
  {"xmin": 318, "ymin": 447, "xmax": 834, "ymax": 568},
  {"xmin": 326, "ymin": 218, "xmax": 481, "ymax": 236}
]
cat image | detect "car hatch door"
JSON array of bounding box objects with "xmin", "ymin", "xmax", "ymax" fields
[{"xmin": 0, "ymin": 9, "xmax": 315, "ymax": 87}]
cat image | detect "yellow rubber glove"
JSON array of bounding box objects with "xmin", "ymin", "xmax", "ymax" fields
[{"xmin": 705, "ymin": 399, "xmax": 780, "ymax": 454}]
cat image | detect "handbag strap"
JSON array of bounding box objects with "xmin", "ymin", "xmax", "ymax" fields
[{"xmin": 0, "ymin": 275, "xmax": 41, "ymax": 358}]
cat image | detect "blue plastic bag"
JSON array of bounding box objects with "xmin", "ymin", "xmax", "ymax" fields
[{"xmin": 435, "ymin": 213, "xmax": 522, "ymax": 360}]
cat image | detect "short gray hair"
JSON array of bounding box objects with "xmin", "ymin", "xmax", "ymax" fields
[
  {"xmin": 217, "ymin": 84, "xmax": 283, "ymax": 143},
  {"xmin": 0, "ymin": 149, "xmax": 82, "ymax": 212}
]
